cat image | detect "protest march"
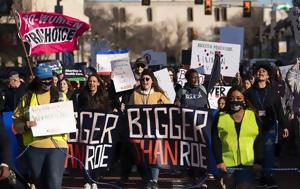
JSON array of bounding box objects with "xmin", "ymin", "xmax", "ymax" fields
[{"xmin": 1, "ymin": 2, "xmax": 300, "ymax": 189}]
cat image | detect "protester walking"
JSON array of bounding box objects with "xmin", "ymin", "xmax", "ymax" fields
[
  {"xmin": 128, "ymin": 69, "xmax": 170, "ymax": 189},
  {"xmin": 212, "ymin": 86, "xmax": 263, "ymax": 189},
  {"xmin": 175, "ymin": 68, "xmax": 209, "ymax": 188},
  {"xmin": 78, "ymin": 74, "xmax": 112, "ymax": 112},
  {"xmin": 12, "ymin": 64, "xmax": 68, "ymax": 189},
  {"xmin": 245, "ymin": 63, "xmax": 289, "ymax": 188},
  {"xmin": 78, "ymin": 74, "xmax": 112, "ymax": 189}
]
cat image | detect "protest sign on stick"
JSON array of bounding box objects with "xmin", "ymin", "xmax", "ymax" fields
[{"xmin": 17, "ymin": 12, "xmax": 90, "ymax": 56}]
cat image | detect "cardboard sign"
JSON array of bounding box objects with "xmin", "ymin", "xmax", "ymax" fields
[
  {"xmin": 142, "ymin": 49, "xmax": 167, "ymax": 66},
  {"xmin": 191, "ymin": 40, "xmax": 241, "ymax": 77},
  {"xmin": 154, "ymin": 68, "xmax": 176, "ymax": 103},
  {"xmin": 96, "ymin": 50, "xmax": 129, "ymax": 75},
  {"xmin": 111, "ymin": 59, "xmax": 136, "ymax": 92},
  {"xmin": 177, "ymin": 68, "xmax": 205, "ymax": 87},
  {"xmin": 208, "ymin": 86, "xmax": 231, "ymax": 109},
  {"xmin": 30, "ymin": 101, "xmax": 77, "ymax": 137}
]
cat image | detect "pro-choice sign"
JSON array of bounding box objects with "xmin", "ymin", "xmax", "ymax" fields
[{"xmin": 191, "ymin": 40, "xmax": 241, "ymax": 77}]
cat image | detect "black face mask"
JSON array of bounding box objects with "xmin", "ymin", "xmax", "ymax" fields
[
  {"xmin": 230, "ymin": 101, "xmax": 245, "ymax": 112},
  {"xmin": 41, "ymin": 81, "xmax": 52, "ymax": 91}
]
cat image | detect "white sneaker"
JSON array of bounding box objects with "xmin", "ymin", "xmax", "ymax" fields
[
  {"xmin": 91, "ymin": 183, "xmax": 98, "ymax": 189},
  {"xmin": 83, "ymin": 183, "xmax": 91, "ymax": 189}
]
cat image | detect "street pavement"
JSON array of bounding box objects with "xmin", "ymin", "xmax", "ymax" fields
[{"xmin": 62, "ymin": 156, "xmax": 300, "ymax": 189}]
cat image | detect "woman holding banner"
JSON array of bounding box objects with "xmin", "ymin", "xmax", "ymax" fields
[
  {"xmin": 128, "ymin": 69, "xmax": 170, "ymax": 189},
  {"xmin": 12, "ymin": 64, "xmax": 68, "ymax": 189},
  {"xmin": 212, "ymin": 86, "xmax": 263, "ymax": 189},
  {"xmin": 78, "ymin": 74, "xmax": 112, "ymax": 189}
]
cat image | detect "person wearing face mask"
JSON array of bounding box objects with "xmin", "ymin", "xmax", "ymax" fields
[
  {"xmin": 245, "ymin": 63, "xmax": 288, "ymax": 188},
  {"xmin": 212, "ymin": 86, "xmax": 263, "ymax": 189},
  {"xmin": 12, "ymin": 64, "xmax": 68, "ymax": 189}
]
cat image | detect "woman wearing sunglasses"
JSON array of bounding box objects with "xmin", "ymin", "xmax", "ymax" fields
[{"xmin": 128, "ymin": 69, "xmax": 170, "ymax": 189}]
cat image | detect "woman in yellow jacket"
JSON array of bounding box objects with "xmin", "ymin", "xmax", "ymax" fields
[
  {"xmin": 212, "ymin": 86, "xmax": 263, "ymax": 189},
  {"xmin": 128, "ymin": 69, "xmax": 170, "ymax": 189},
  {"xmin": 13, "ymin": 64, "xmax": 68, "ymax": 189}
]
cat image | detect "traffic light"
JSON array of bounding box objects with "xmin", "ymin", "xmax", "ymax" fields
[
  {"xmin": 204, "ymin": 0, "xmax": 212, "ymax": 15},
  {"xmin": 0, "ymin": 0, "xmax": 12, "ymax": 16},
  {"xmin": 194, "ymin": 0, "xmax": 203, "ymax": 4},
  {"xmin": 141, "ymin": 0, "xmax": 150, "ymax": 6},
  {"xmin": 243, "ymin": 1, "xmax": 251, "ymax": 17}
]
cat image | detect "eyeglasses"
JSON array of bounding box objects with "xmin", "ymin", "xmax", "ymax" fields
[
  {"xmin": 137, "ymin": 64, "xmax": 145, "ymax": 68},
  {"xmin": 141, "ymin": 77, "xmax": 151, "ymax": 81}
]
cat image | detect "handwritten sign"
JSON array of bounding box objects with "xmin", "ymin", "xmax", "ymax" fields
[
  {"xmin": 96, "ymin": 50, "xmax": 129, "ymax": 75},
  {"xmin": 208, "ymin": 86, "xmax": 231, "ymax": 109},
  {"xmin": 177, "ymin": 69, "xmax": 205, "ymax": 87},
  {"xmin": 111, "ymin": 59, "xmax": 136, "ymax": 92},
  {"xmin": 191, "ymin": 40, "xmax": 241, "ymax": 77},
  {"xmin": 30, "ymin": 101, "xmax": 77, "ymax": 137},
  {"xmin": 154, "ymin": 68, "xmax": 176, "ymax": 103}
]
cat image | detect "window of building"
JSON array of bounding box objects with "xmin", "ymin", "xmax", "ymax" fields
[
  {"xmin": 147, "ymin": 8, "xmax": 152, "ymax": 22},
  {"xmin": 120, "ymin": 8, "xmax": 126, "ymax": 22},
  {"xmin": 187, "ymin": 7, "xmax": 193, "ymax": 22}
]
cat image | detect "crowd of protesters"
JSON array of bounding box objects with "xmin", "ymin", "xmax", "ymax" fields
[{"xmin": 0, "ymin": 56, "xmax": 300, "ymax": 189}]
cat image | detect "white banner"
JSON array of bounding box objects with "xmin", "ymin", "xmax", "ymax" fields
[
  {"xmin": 111, "ymin": 59, "xmax": 136, "ymax": 92},
  {"xmin": 191, "ymin": 40, "xmax": 241, "ymax": 77},
  {"xmin": 208, "ymin": 86, "xmax": 231, "ymax": 109},
  {"xmin": 96, "ymin": 50, "xmax": 129, "ymax": 75},
  {"xmin": 154, "ymin": 68, "xmax": 176, "ymax": 103},
  {"xmin": 30, "ymin": 101, "xmax": 77, "ymax": 137}
]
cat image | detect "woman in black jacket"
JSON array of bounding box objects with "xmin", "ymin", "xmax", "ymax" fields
[{"xmin": 245, "ymin": 63, "xmax": 288, "ymax": 187}]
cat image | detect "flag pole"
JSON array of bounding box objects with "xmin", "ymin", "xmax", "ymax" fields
[{"xmin": 11, "ymin": 8, "xmax": 34, "ymax": 77}]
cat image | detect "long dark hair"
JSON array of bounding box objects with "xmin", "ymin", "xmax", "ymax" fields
[
  {"xmin": 140, "ymin": 69, "xmax": 166, "ymax": 95},
  {"xmin": 84, "ymin": 74, "xmax": 107, "ymax": 96},
  {"xmin": 78, "ymin": 74, "xmax": 111, "ymax": 112},
  {"xmin": 224, "ymin": 85, "xmax": 255, "ymax": 113}
]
